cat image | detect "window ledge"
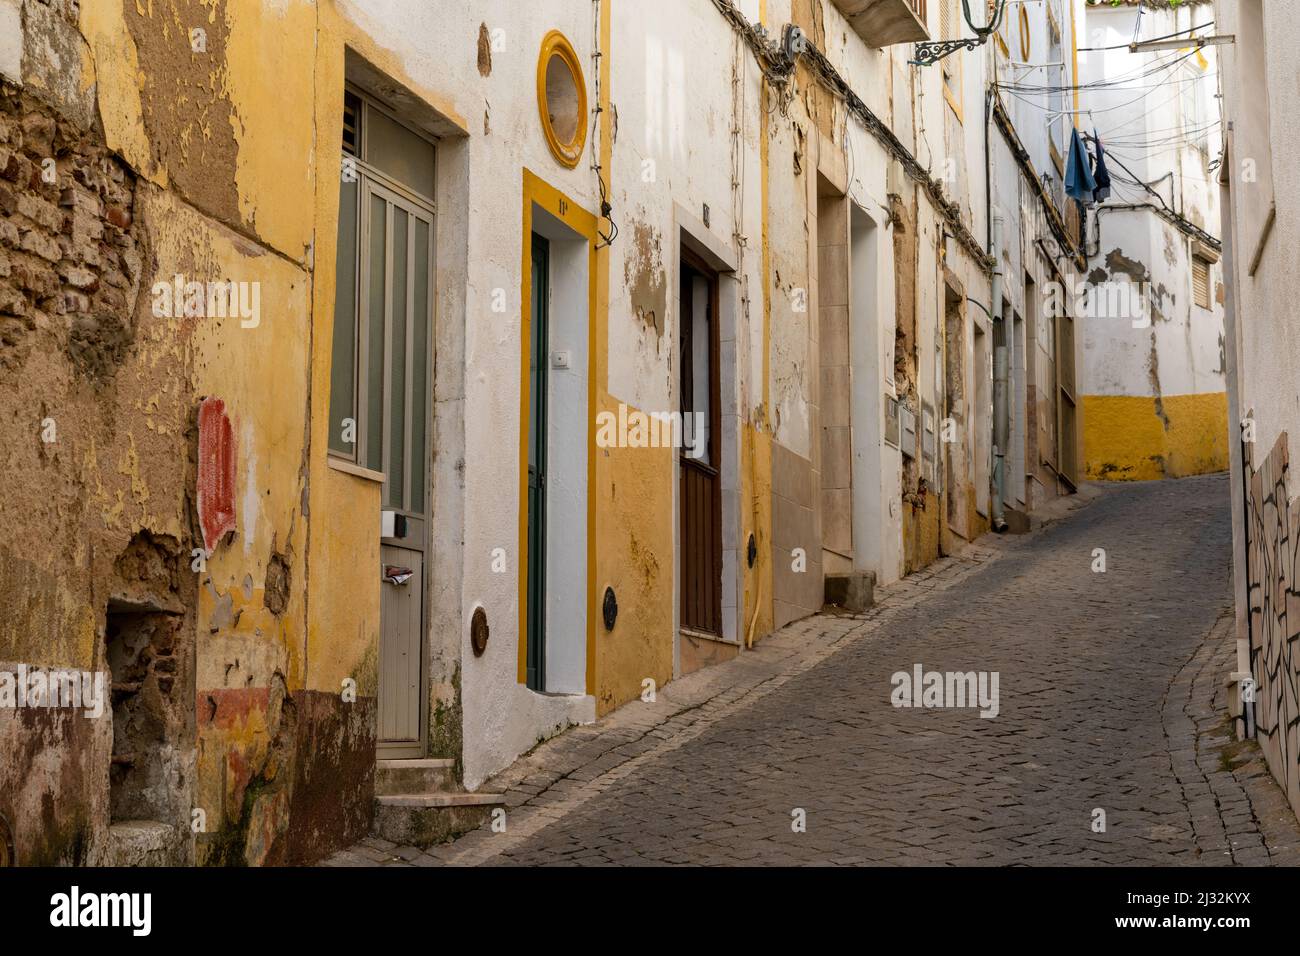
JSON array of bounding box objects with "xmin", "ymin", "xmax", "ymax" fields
[
  {"xmin": 328, "ymin": 455, "xmax": 385, "ymax": 484},
  {"xmin": 680, "ymin": 626, "xmax": 739, "ymax": 648}
]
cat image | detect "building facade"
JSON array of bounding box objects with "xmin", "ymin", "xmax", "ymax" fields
[
  {"xmin": 1079, "ymin": 0, "xmax": 1228, "ymax": 483},
  {"xmin": 0, "ymin": 0, "xmax": 1092, "ymax": 865},
  {"xmin": 1216, "ymin": 0, "xmax": 1300, "ymax": 823}
]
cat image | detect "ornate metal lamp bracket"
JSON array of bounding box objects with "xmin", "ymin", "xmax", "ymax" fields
[{"xmin": 910, "ymin": 36, "xmax": 988, "ymax": 68}]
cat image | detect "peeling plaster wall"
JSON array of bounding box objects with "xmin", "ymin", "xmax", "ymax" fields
[
  {"xmin": 1079, "ymin": 3, "xmax": 1227, "ymax": 482},
  {"xmin": 0, "ymin": 11, "xmax": 196, "ymax": 862},
  {"xmin": 766, "ymin": 0, "xmax": 1008, "ymax": 602},
  {"xmin": 0, "ymin": 0, "xmax": 373, "ymax": 866},
  {"xmin": 986, "ymin": 0, "xmax": 1087, "ymax": 511},
  {"xmin": 348, "ymin": 0, "xmax": 603, "ymax": 790},
  {"xmin": 604, "ymin": 0, "xmax": 765, "ymax": 704}
]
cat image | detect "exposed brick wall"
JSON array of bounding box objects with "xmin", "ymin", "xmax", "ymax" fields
[{"xmin": 0, "ymin": 82, "xmax": 142, "ymax": 380}]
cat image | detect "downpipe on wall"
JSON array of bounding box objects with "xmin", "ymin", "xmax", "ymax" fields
[{"xmin": 990, "ymin": 215, "xmax": 1008, "ymax": 533}]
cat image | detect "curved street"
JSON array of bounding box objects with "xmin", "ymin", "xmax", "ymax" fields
[{"xmin": 331, "ymin": 476, "xmax": 1300, "ymax": 867}]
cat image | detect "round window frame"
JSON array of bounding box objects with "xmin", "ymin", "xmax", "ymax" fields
[
  {"xmin": 536, "ymin": 31, "xmax": 588, "ymax": 169},
  {"xmin": 1018, "ymin": 8, "xmax": 1031, "ymax": 62}
]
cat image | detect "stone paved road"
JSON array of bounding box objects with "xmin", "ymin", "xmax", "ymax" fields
[{"xmin": 328, "ymin": 476, "xmax": 1300, "ymax": 867}]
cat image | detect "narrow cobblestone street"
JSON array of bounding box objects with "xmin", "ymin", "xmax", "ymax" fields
[{"xmin": 329, "ymin": 477, "xmax": 1300, "ymax": 867}]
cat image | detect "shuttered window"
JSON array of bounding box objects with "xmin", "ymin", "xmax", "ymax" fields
[{"xmin": 1192, "ymin": 256, "xmax": 1212, "ymax": 310}]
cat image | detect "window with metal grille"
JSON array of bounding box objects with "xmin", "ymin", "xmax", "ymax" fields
[
  {"xmin": 342, "ymin": 90, "xmax": 360, "ymax": 156},
  {"xmin": 1192, "ymin": 256, "xmax": 1212, "ymax": 310}
]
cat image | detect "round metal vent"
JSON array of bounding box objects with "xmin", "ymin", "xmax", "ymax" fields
[
  {"xmin": 470, "ymin": 606, "xmax": 489, "ymax": 657},
  {"xmin": 602, "ymin": 587, "xmax": 618, "ymax": 632}
]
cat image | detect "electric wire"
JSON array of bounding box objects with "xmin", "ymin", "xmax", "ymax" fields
[{"xmin": 1078, "ymin": 19, "xmax": 1216, "ymax": 52}]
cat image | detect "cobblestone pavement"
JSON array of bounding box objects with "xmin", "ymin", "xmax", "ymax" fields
[{"xmin": 326, "ymin": 476, "xmax": 1300, "ymax": 866}]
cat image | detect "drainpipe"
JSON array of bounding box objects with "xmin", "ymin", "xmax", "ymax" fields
[
  {"xmin": 990, "ymin": 214, "xmax": 1008, "ymax": 532},
  {"xmin": 984, "ymin": 76, "xmax": 1008, "ymax": 532}
]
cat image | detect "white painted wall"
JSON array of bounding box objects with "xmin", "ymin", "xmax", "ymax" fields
[
  {"xmin": 1079, "ymin": 2, "xmax": 1225, "ymax": 405},
  {"xmin": 341, "ymin": 0, "xmax": 606, "ymax": 788},
  {"xmin": 849, "ymin": 204, "xmax": 887, "ymax": 579},
  {"xmin": 1219, "ymin": 0, "xmax": 1300, "ymax": 467}
]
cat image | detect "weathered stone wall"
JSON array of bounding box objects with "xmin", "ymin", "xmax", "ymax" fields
[
  {"xmin": 0, "ymin": 72, "xmax": 196, "ymax": 864},
  {"xmin": 1, "ymin": 0, "xmax": 378, "ymax": 866}
]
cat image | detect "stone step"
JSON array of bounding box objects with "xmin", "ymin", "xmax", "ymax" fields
[
  {"xmin": 100, "ymin": 820, "xmax": 186, "ymax": 866},
  {"xmin": 375, "ymin": 757, "xmax": 458, "ymax": 795},
  {"xmin": 824, "ymin": 570, "xmax": 876, "ymax": 612},
  {"xmin": 372, "ymin": 791, "xmax": 505, "ymax": 847}
]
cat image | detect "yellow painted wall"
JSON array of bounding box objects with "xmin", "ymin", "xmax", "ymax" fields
[
  {"xmin": 71, "ymin": 0, "xmax": 434, "ymax": 863},
  {"xmin": 594, "ymin": 405, "xmax": 675, "ymax": 714},
  {"xmin": 1083, "ymin": 392, "xmax": 1229, "ymax": 481}
]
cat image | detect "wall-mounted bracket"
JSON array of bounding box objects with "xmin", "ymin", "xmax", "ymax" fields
[{"xmin": 910, "ymin": 36, "xmax": 987, "ymax": 67}]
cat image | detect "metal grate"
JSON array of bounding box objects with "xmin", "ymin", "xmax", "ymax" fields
[{"xmin": 342, "ymin": 91, "xmax": 360, "ymax": 155}]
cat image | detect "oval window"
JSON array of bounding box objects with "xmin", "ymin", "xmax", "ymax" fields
[
  {"xmin": 1019, "ymin": 8, "xmax": 1031, "ymax": 62},
  {"xmin": 537, "ymin": 31, "xmax": 587, "ymax": 168}
]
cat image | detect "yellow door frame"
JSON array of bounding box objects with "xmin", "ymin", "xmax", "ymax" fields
[{"xmin": 517, "ymin": 168, "xmax": 599, "ymax": 694}]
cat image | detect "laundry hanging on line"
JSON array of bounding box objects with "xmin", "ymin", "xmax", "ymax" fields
[
  {"xmin": 1090, "ymin": 130, "xmax": 1112, "ymax": 204},
  {"xmin": 1064, "ymin": 127, "xmax": 1097, "ymax": 204}
]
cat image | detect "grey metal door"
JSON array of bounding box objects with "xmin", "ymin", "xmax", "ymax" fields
[
  {"xmin": 363, "ymin": 178, "xmax": 434, "ymax": 757},
  {"xmin": 379, "ymin": 547, "xmax": 423, "ymax": 747}
]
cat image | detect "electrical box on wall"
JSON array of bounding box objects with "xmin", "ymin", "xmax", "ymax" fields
[
  {"xmin": 885, "ymin": 396, "xmax": 900, "ymax": 448},
  {"xmin": 381, "ymin": 510, "xmax": 407, "ymax": 539},
  {"xmin": 899, "ymin": 404, "xmax": 917, "ymax": 460},
  {"xmin": 922, "ymin": 403, "xmax": 936, "ymax": 463}
]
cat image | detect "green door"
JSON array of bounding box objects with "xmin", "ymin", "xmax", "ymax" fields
[{"xmin": 527, "ymin": 234, "xmax": 549, "ymax": 690}]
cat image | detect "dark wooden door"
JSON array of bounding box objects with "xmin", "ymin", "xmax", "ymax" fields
[{"xmin": 679, "ymin": 256, "xmax": 722, "ymax": 634}]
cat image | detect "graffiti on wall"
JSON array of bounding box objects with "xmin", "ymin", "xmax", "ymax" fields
[{"xmin": 1245, "ymin": 432, "xmax": 1300, "ymax": 820}]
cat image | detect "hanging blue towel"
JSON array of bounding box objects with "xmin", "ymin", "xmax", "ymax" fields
[
  {"xmin": 1091, "ymin": 130, "xmax": 1112, "ymax": 203},
  {"xmin": 1064, "ymin": 127, "xmax": 1097, "ymax": 204}
]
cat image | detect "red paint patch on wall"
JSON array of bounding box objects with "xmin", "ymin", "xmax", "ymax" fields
[
  {"xmin": 198, "ymin": 397, "xmax": 236, "ymax": 553},
  {"xmin": 198, "ymin": 687, "xmax": 271, "ymax": 730}
]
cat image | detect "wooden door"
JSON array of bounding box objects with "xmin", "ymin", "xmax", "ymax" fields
[{"xmin": 679, "ymin": 256, "xmax": 722, "ymax": 635}]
